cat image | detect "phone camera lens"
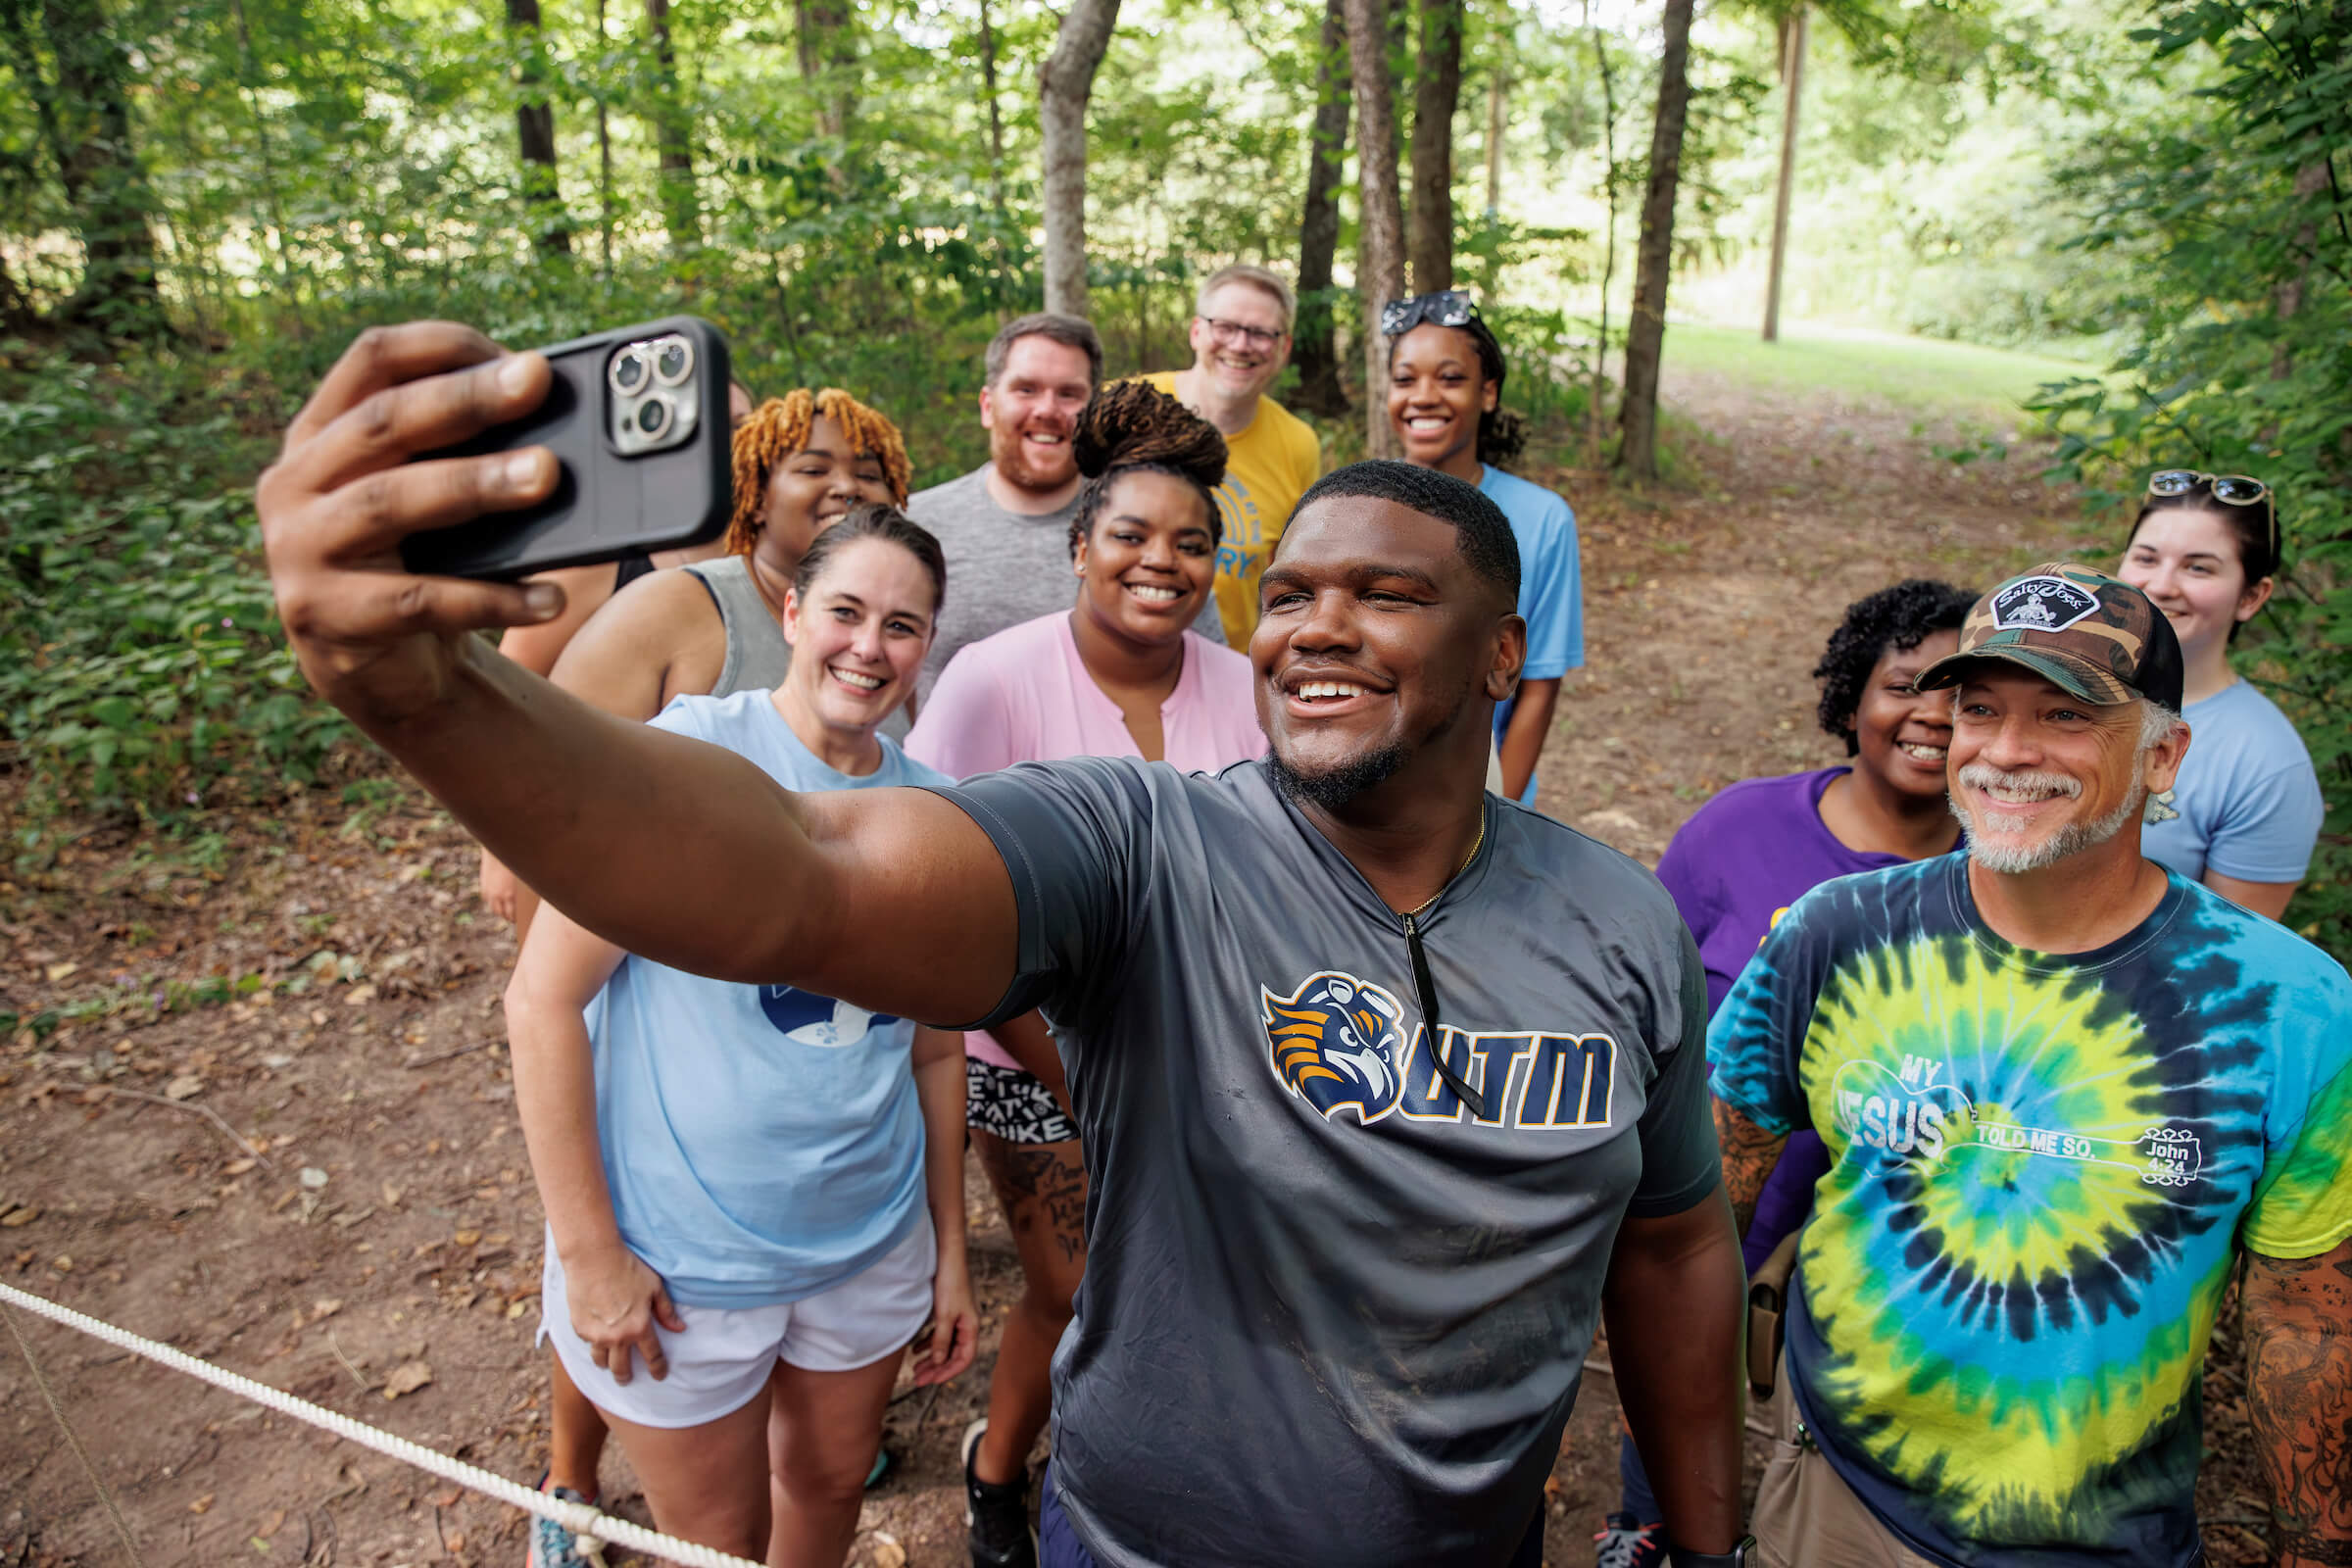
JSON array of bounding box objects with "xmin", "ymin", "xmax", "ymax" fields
[
  {"xmin": 653, "ymin": 338, "xmax": 693, "ymax": 384},
  {"xmin": 635, "ymin": 396, "xmax": 673, "ymax": 439},
  {"xmin": 612, "ymin": 347, "xmax": 651, "ymax": 395}
]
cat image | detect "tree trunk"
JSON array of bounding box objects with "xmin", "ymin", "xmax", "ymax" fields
[
  {"xmin": 596, "ymin": 0, "xmax": 614, "ymax": 274},
  {"xmin": 1483, "ymin": 66, "xmax": 1504, "ymax": 217},
  {"xmin": 1292, "ymin": 0, "xmax": 1352, "ymax": 416},
  {"xmin": 508, "ymin": 0, "xmax": 571, "ymax": 256},
  {"xmin": 1039, "ymin": 0, "xmax": 1121, "ymax": 317},
  {"xmin": 977, "ymin": 0, "xmax": 1007, "ymax": 216},
  {"xmin": 38, "ymin": 0, "xmax": 168, "ymax": 336},
  {"xmin": 1761, "ymin": 7, "xmax": 1806, "ymax": 342},
  {"xmin": 1345, "ymin": 0, "xmax": 1405, "ymax": 459},
  {"xmin": 644, "ymin": 0, "xmax": 700, "ymax": 251},
  {"xmin": 1587, "ymin": 2, "xmax": 1619, "ymax": 466},
  {"xmin": 795, "ymin": 0, "xmax": 857, "ymax": 147},
  {"xmin": 2270, "ymin": 152, "xmax": 2329, "ymax": 379},
  {"xmin": 1613, "ymin": 0, "xmax": 1694, "ymax": 479},
  {"xmin": 1406, "ymin": 0, "xmax": 1462, "ymax": 292}
]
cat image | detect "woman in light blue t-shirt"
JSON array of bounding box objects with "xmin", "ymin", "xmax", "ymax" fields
[
  {"xmin": 2119, "ymin": 470, "xmax": 2322, "ymax": 921},
  {"xmin": 1382, "ymin": 291, "xmax": 1584, "ymax": 806},
  {"xmin": 507, "ymin": 508, "xmax": 976, "ymax": 1567}
]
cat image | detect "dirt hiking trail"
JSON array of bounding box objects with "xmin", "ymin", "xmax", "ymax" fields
[{"xmin": 0, "ymin": 366, "xmax": 2277, "ymax": 1566}]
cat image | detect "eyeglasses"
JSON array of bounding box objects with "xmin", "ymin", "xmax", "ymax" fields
[
  {"xmin": 2145, "ymin": 469, "xmax": 2278, "ymax": 559},
  {"xmin": 1380, "ymin": 290, "xmax": 1480, "ymax": 338},
  {"xmin": 1199, "ymin": 316, "xmax": 1286, "ymax": 350}
]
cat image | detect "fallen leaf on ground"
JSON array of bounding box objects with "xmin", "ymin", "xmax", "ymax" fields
[
  {"xmin": 188, "ymin": 1494, "xmax": 214, "ymax": 1514},
  {"xmin": 256, "ymin": 1508, "xmax": 286, "ymax": 1538},
  {"xmin": 164, "ymin": 1075, "xmax": 205, "ymax": 1101},
  {"xmin": 44, "ymin": 961, "xmax": 76, "ymax": 982},
  {"xmin": 222, "ymin": 1158, "xmax": 256, "ymax": 1176},
  {"xmin": 0, "ymin": 1206, "xmax": 38, "ymax": 1228},
  {"xmin": 380, "ymin": 1360, "xmax": 433, "ymax": 1399}
]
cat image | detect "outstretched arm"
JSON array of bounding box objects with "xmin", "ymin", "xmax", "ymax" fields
[
  {"xmin": 2242, "ymin": 1238, "xmax": 2352, "ymax": 1568},
  {"xmin": 1714, "ymin": 1098, "xmax": 1788, "ymax": 1240},
  {"xmin": 1601, "ymin": 1186, "xmax": 1746, "ymax": 1556},
  {"xmin": 258, "ymin": 322, "xmax": 1018, "ymax": 1024}
]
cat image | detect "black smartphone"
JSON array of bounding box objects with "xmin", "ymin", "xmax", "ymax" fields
[{"xmin": 400, "ymin": 316, "xmax": 733, "ymax": 580}]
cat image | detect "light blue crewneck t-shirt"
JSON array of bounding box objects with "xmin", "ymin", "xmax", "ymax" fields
[
  {"xmin": 2145, "ymin": 677, "xmax": 2323, "ymax": 885},
  {"xmin": 590, "ymin": 688, "xmax": 953, "ymax": 1308},
  {"xmin": 1478, "ymin": 466, "xmax": 1585, "ymax": 807}
]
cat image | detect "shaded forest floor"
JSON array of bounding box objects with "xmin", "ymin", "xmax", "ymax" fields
[{"xmin": 0, "ymin": 365, "xmax": 2280, "ymax": 1566}]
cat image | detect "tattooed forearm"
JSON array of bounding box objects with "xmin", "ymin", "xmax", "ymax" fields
[
  {"xmin": 1712, "ymin": 1098, "xmax": 1788, "ymax": 1241},
  {"xmin": 2242, "ymin": 1240, "xmax": 2352, "ymax": 1568}
]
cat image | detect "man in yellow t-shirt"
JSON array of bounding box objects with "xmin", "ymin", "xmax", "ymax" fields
[{"xmin": 1142, "ymin": 264, "xmax": 1323, "ymax": 641}]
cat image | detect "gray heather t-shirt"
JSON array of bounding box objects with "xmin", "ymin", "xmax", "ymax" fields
[
  {"xmin": 933, "ymin": 757, "xmax": 1716, "ymax": 1568},
  {"xmin": 907, "ymin": 465, "xmax": 1225, "ymax": 703}
]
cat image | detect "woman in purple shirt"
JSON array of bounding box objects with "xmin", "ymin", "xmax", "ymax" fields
[{"xmin": 1598, "ymin": 578, "xmax": 1975, "ymax": 1566}]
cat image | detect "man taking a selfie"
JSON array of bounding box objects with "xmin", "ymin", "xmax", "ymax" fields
[{"xmin": 257, "ymin": 322, "xmax": 1754, "ymax": 1568}]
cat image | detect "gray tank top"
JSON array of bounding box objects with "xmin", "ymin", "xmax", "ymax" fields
[{"xmin": 680, "ymin": 555, "xmax": 793, "ymax": 698}]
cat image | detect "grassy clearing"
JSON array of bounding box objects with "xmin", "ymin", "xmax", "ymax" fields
[{"xmin": 1661, "ymin": 319, "xmax": 2099, "ymax": 427}]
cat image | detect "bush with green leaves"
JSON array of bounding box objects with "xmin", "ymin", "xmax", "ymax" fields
[
  {"xmin": 0, "ymin": 350, "xmax": 346, "ymax": 833},
  {"xmin": 2030, "ymin": 0, "xmax": 2350, "ymax": 959}
]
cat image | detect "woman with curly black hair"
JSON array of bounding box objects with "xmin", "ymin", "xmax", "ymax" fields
[
  {"xmin": 1597, "ymin": 576, "xmax": 1975, "ymax": 1564},
  {"xmin": 906, "ymin": 379, "xmax": 1266, "ymax": 1568},
  {"xmin": 1383, "ymin": 292, "xmax": 1582, "ymax": 806}
]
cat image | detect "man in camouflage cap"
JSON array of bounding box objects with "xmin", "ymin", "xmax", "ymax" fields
[{"xmin": 1702, "ymin": 563, "xmax": 2352, "ymax": 1567}]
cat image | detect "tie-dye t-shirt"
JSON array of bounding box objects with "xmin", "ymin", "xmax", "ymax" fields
[{"xmin": 1710, "ymin": 855, "xmax": 2352, "ymax": 1567}]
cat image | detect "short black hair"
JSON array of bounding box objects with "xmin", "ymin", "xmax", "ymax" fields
[
  {"xmin": 1286, "ymin": 461, "xmax": 1521, "ymax": 602},
  {"xmin": 1812, "ymin": 578, "xmax": 1977, "ymax": 755}
]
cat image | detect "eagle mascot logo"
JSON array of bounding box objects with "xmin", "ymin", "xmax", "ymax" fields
[{"xmin": 1260, "ymin": 970, "xmax": 1407, "ymax": 1124}]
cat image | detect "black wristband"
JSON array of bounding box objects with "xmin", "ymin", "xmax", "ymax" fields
[{"xmin": 1669, "ymin": 1537, "xmax": 1756, "ymax": 1568}]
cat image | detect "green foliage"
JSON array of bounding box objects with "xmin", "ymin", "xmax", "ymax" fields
[
  {"xmin": 2030, "ymin": 0, "xmax": 2352, "ymax": 958},
  {"xmin": 0, "ymin": 348, "xmax": 343, "ymax": 824}
]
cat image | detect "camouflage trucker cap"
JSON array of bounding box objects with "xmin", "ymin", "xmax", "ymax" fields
[{"xmin": 1914, "ymin": 563, "xmax": 2185, "ymax": 711}]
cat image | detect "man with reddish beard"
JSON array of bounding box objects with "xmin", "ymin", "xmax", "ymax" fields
[
  {"xmin": 255, "ymin": 319, "xmax": 1754, "ymax": 1568},
  {"xmin": 912, "ymin": 314, "xmax": 1224, "ymax": 708}
]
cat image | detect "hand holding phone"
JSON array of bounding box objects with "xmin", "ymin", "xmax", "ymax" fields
[
  {"xmin": 259, "ymin": 322, "xmax": 566, "ymax": 731},
  {"xmin": 400, "ymin": 316, "xmax": 735, "ymax": 581}
]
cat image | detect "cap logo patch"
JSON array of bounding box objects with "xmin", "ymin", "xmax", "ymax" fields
[{"xmin": 1990, "ymin": 576, "xmax": 2098, "ymax": 633}]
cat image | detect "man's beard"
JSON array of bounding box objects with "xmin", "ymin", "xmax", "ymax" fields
[
  {"xmin": 1949, "ymin": 762, "xmax": 2142, "ymax": 874},
  {"xmin": 1269, "ymin": 741, "xmax": 1412, "ymax": 813},
  {"xmin": 991, "ymin": 421, "xmax": 1075, "ymax": 494}
]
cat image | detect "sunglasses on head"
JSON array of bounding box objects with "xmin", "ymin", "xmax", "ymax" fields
[
  {"xmin": 2145, "ymin": 469, "xmax": 2278, "ymax": 559},
  {"xmin": 1380, "ymin": 290, "xmax": 1480, "ymax": 338}
]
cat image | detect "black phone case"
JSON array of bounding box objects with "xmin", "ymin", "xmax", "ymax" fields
[{"xmin": 400, "ymin": 316, "xmax": 733, "ymax": 581}]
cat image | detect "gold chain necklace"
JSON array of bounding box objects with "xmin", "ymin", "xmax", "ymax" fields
[{"xmin": 1402, "ymin": 809, "xmax": 1486, "ymax": 919}]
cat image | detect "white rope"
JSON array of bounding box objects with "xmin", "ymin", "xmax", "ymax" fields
[{"xmin": 0, "ymin": 1280, "xmax": 762, "ymax": 1568}]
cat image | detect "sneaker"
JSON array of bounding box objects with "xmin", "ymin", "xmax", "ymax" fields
[
  {"xmin": 961, "ymin": 1418, "xmax": 1038, "ymax": 1568},
  {"xmin": 525, "ymin": 1477, "xmax": 607, "ymax": 1568},
  {"xmin": 1592, "ymin": 1512, "xmax": 1666, "ymax": 1568}
]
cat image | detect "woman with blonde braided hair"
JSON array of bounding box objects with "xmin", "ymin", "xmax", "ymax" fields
[{"xmin": 906, "ymin": 379, "xmax": 1265, "ymax": 1566}]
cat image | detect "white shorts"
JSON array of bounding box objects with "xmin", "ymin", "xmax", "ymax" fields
[{"xmin": 537, "ymin": 1214, "xmax": 936, "ymax": 1430}]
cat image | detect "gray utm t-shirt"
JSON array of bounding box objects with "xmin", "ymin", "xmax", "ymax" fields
[
  {"xmin": 933, "ymin": 757, "xmax": 1716, "ymax": 1568},
  {"xmin": 908, "ymin": 465, "xmax": 1226, "ymax": 704}
]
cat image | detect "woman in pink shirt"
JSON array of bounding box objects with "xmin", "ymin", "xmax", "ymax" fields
[{"xmin": 906, "ymin": 380, "xmax": 1263, "ymax": 1565}]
